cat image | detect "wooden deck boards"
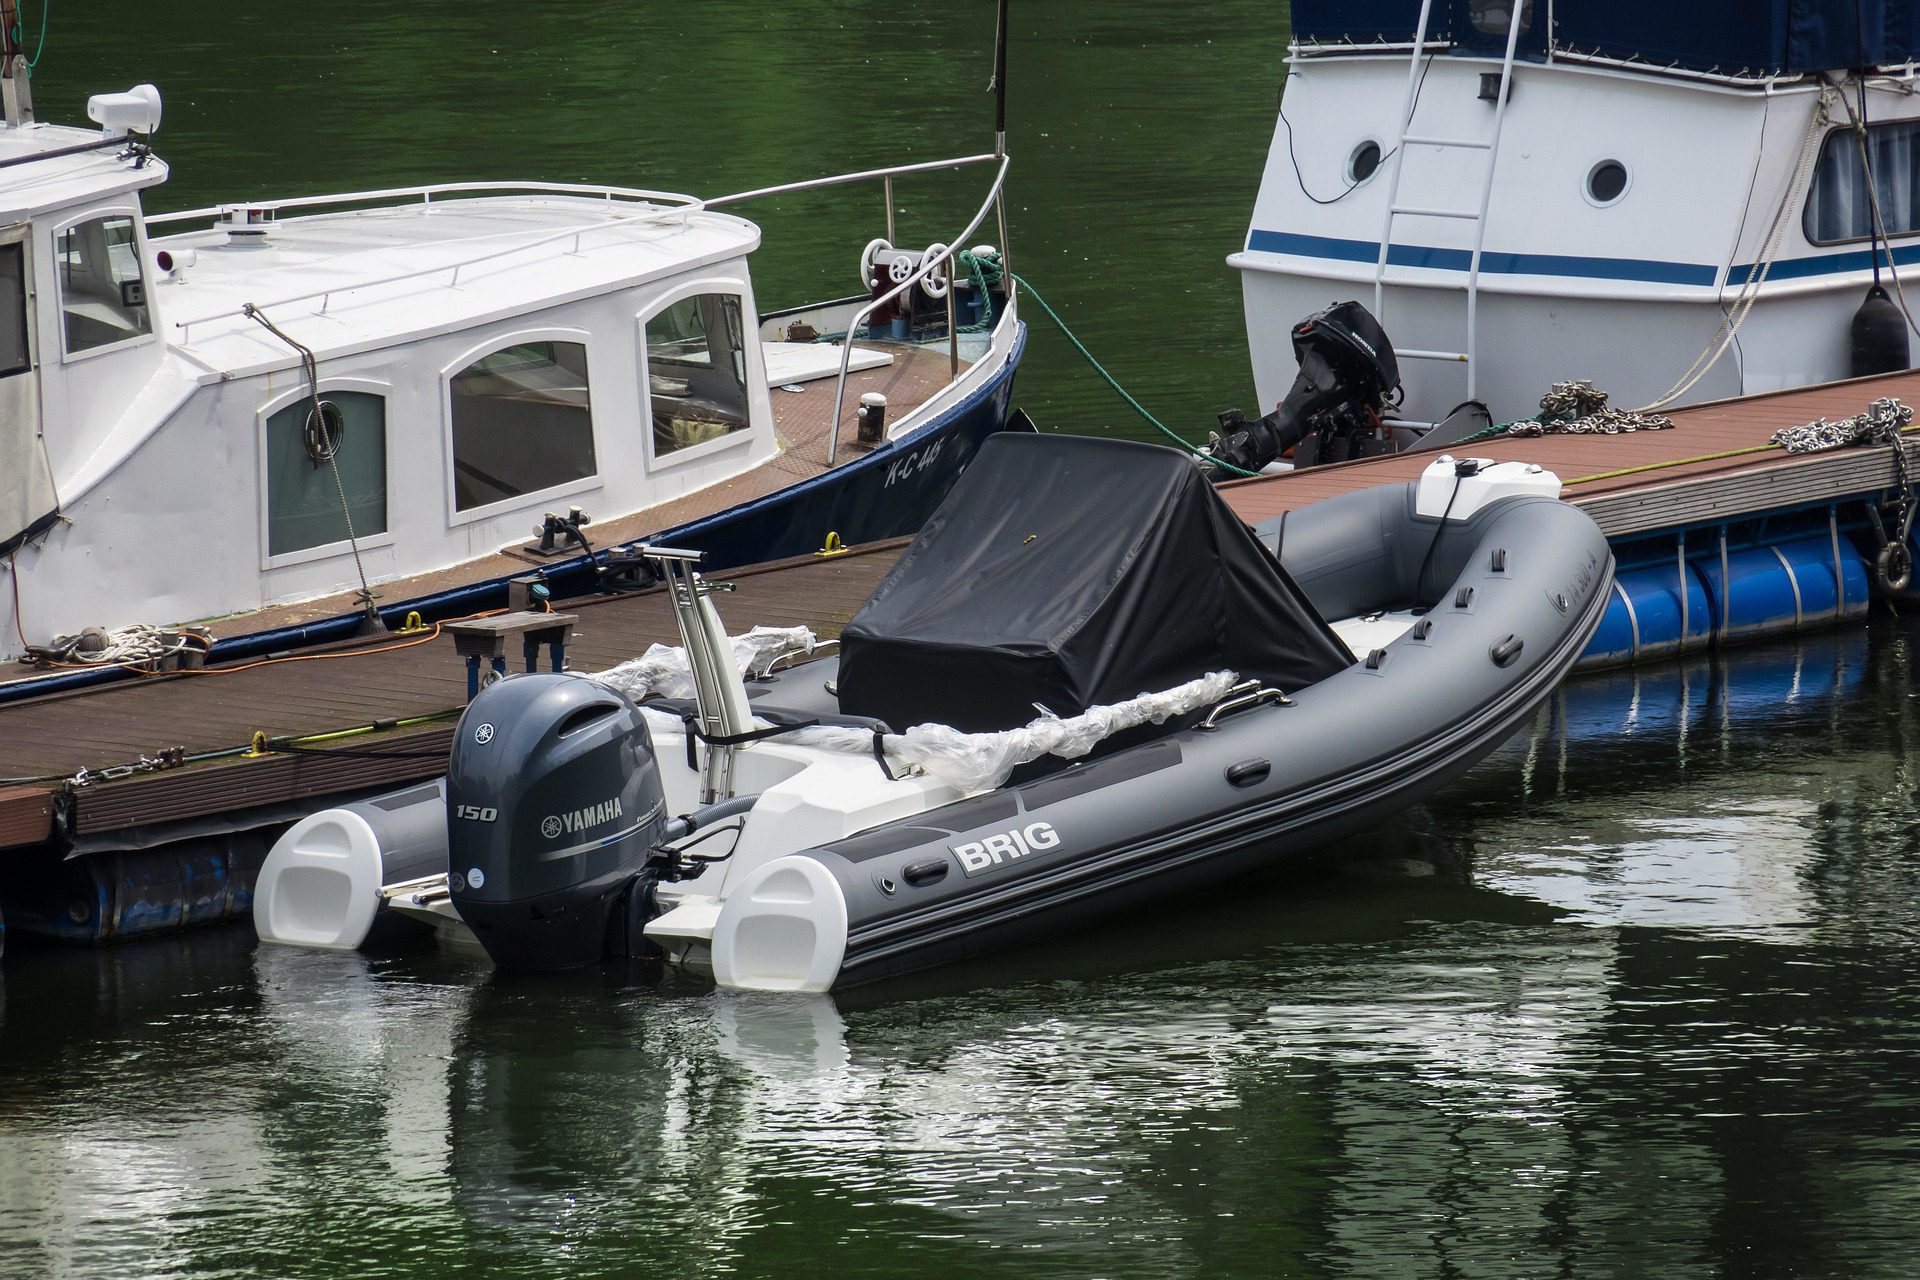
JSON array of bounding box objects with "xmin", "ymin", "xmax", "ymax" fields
[
  {"xmin": 0, "ymin": 541, "xmax": 907, "ymax": 846},
  {"xmin": 1219, "ymin": 367, "xmax": 1920, "ymax": 531},
  {"xmin": 8, "ymin": 365, "xmax": 1920, "ymax": 853}
]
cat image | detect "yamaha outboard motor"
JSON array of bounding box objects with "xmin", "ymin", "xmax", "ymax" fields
[
  {"xmin": 447, "ymin": 673, "xmax": 669, "ymax": 970},
  {"xmin": 1210, "ymin": 300, "xmax": 1401, "ymax": 475}
]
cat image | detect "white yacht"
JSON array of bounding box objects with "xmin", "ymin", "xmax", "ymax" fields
[
  {"xmin": 0, "ymin": 60, "xmax": 1023, "ymax": 670},
  {"xmin": 1233, "ymin": 1, "xmax": 1920, "ymax": 428}
]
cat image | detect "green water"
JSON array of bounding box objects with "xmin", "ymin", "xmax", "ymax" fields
[
  {"xmin": 9, "ymin": 618, "xmax": 1920, "ymax": 1278},
  {"xmin": 11, "ymin": 5, "xmax": 1920, "ymax": 1278}
]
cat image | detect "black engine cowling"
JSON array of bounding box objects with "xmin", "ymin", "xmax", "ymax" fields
[
  {"xmin": 1211, "ymin": 299, "xmax": 1401, "ymax": 475},
  {"xmin": 447, "ymin": 673, "xmax": 668, "ymax": 970}
]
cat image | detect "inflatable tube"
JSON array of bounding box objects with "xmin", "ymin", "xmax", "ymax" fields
[{"xmin": 709, "ymin": 483, "xmax": 1614, "ymax": 989}]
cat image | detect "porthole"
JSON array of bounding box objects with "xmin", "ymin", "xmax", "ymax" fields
[
  {"xmin": 1585, "ymin": 159, "xmax": 1629, "ymax": 206},
  {"xmin": 1348, "ymin": 140, "xmax": 1383, "ymax": 186}
]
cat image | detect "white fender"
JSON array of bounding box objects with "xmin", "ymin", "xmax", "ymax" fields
[
  {"xmin": 253, "ymin": 808, "xmax": 386, "ymax": 949},
  {"xmin": 710, "ymin": 856, "xmax": 849, "ymax": 992}
]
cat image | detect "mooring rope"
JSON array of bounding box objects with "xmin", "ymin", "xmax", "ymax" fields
[
  {"xmin": 1636, "ymin": 85, "xmax": 1837, "ymax": 412},
  {"xmin": 242, "ymin": 303, "xmax": 381, "ymax": 626},
  {"xmin": 1010, "ymin": 274, "xmax": 1262, "ymax": 477}
]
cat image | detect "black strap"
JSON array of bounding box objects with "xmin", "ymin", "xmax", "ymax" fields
[
  {"xmin": 679, "ymin": 710, "xmax": 700, "ymax": 771},
  {"xmin": 672, "ymin": 707, "xmax": 898, "ymax": 780},
  {"xmin": 679, "ymin": 711, "xmax": 821, "ymax": 770},
  {"xmin": 699, "ymin": 720, "xmax": 818, "ymax": 746}
]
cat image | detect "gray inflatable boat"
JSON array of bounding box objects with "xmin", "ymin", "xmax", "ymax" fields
[{"xmin": 255, "ymin": 435, "xmax": 1613, "ymax": 990}]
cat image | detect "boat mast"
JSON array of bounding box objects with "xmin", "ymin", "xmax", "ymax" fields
[
  {"xmin": 1, "ymin": 0, "xmax": 32, "ymax": 126},
  {"xmin": 993, "ymin": 0, "xmax": 1009, "ymax": 158},
  {"xmin": 992, "ymin": 0, "xmax": 1012, "ymax": 286}
]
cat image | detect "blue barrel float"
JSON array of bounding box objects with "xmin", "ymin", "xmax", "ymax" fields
[
  {"xmin": 1583, "ymin": 561, "xmax": 1713, "ymax": 666},
  {"xmin": 1580, "ymin": 532, "xmax": 1869, "ymax": 667}
]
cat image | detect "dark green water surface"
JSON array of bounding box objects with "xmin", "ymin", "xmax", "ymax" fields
[
  {"xmin": 10, "ymin": 4, "xmax": 1920, "ymax": 1277},
  {"xmin": 7, "ymin": 615, "xmax": 1920, "ymax": 1278}
]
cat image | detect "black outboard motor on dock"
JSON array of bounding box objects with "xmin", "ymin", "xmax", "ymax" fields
[
  {"xmin": 1210, "ymin": 299, "xmax": 1401, "ymax": 475},
  {"xmin": 447, "ymin": 674, "xmax": 669, "ymax": 970}
]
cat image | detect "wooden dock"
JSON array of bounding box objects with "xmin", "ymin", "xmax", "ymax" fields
[
  {"xmin": 1218, "ymin": 368, "xmax": 1920, "ymax": 539},
  {"xmin": 0, "ymin": 542, "xmax": 906, "ymax": 853},
  {"xmin": 4, "ymin": 365, "xmax": 1919, "ymax": 940}
]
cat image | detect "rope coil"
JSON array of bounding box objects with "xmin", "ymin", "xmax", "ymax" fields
[{"xmin": 23, "ymin": 623, "xmax": 208, "ymax": 668}]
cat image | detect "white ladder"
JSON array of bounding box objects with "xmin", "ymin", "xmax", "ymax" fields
[{"xmin": 1372, "ymin": 0, "xmax": 1530, "ymax": 405}]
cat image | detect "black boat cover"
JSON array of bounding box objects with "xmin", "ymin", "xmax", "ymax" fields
[{"xmin": 837, "ymin": 434, "xmax": 1353, "ymax": 733}]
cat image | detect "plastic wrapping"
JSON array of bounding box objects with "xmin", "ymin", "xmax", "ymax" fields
[
  {"xmin": 590, "ymin": 625, "xmax": 815, "ymax": 702},
  {"xmin": 783, "ymin": 669, "xmax": 1242, "ymax": 792}
]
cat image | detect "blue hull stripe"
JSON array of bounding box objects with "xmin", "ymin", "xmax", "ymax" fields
[
  {"xmin": 1245, "ymin": 229, "xmax": 1719, "ymax": 286},
  {"xmin": 1730, "ymin": 240, "xmax": 1920, "ymax": 281},
  {"xmin": 1249, "ymin": 227, "xmax": 1920, "ymax": 287}
]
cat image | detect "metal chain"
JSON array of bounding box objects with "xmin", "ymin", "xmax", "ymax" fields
[
  {"xmin": 67, "ymin": 747, "xmax": 188, "ymax": 789},
  {"xmin": 1508, "ymin": 380, "xmax": 1675, "ymax": 437},
  {"xmin": 1768, "ymin": 396, "xmax": 1914, "ymax": 454},
  {"xmin": 1536, "ymin": 379, "xmax": 1610, "ymax": 419}
]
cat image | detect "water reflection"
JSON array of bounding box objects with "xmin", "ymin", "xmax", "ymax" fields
[
  {"xmin": 6, "ymin": 622, "xmax": 1920, "ymax": 1276},
  {"xmin": 1463, "ymin": 624, "xmax": 1920, "ymax": 946}
]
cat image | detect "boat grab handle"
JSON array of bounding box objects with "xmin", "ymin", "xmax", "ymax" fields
[
  {"xmin": 761, "ymin": 639, "xmax": 839, "ymax": 676},
  {"xmin": 1198, "ymin": 686, "xmax": 1293, "ymax": 731}
]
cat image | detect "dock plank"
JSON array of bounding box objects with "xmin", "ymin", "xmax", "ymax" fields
[
  {"xmin": 1219, "ymin": 367, "xmax": 1920, "ymax": 532},
  {"xmin": 10, "ymin": 365, "xmax": 1920, "ymax": 849},
  {"xmin": 0, "ymin": 542, "xmax": 905, "ymax": 843}
]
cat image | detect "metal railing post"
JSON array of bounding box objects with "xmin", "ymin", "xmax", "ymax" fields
[{"xmin": 825, "ymin": 154, "xmax": 1011, "ymax": 467}]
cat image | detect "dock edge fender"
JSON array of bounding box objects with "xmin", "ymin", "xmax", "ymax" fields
[
  {"xmin": 253, "ymin": 809, "xmax": 385, "ymax": 950},
  {"xmin": 711, "ymin": 855, "xmax": 849, "ymax": 992}
]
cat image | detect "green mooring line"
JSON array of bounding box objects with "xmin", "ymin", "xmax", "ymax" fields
[{"xmin": 1012, "ymin": 274, "xmax": 1261, "ymax": 478}]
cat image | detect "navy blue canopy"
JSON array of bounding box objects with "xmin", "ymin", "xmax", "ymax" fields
[{"xmin": 1290, "ymin": 1, "xmax": 1920, "ymax": 76}]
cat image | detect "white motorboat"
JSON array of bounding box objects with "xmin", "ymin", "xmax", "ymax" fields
[
  {"xmin": 0, "ymin": 47, "xmax": 1024, "ymax": 677},
  {"xmin": 1233, "ymin": 1, "xmax": 1920, "ymax": 432}
]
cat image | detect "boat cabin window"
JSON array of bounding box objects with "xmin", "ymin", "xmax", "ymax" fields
[
  {"xmin": 645, "ymin": 293, "xmax": 750, "ymax": 457},
  {"xmin": 56, "ymin": 214, "xmax": 152, "ymax": 355},
  {"xmin": 1468, "ymin": 0, "xmax": 1533, "ymax": 37},
  {"xmin": 1, "ymin": 243, "xmax": 27, "ymax": 376},
  {"xmin": 449, "ymin": 341, "xmax": 598, "ymax": 511},
  {"xmin": 265, "ymin": 391, "xmax": 389, "ymax": 556},
  {"xmin": 1806, "ymin": 119, "xmax": 1920, "ymax": 245}
]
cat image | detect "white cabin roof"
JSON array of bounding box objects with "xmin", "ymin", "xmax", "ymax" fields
[
  {"xmin": 149, "ymin": 193, "xmax": 763, "ymax": 379},
  {"xmin": 0, "ymin": 120, "xmax": 170, "ymax": 220}
]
